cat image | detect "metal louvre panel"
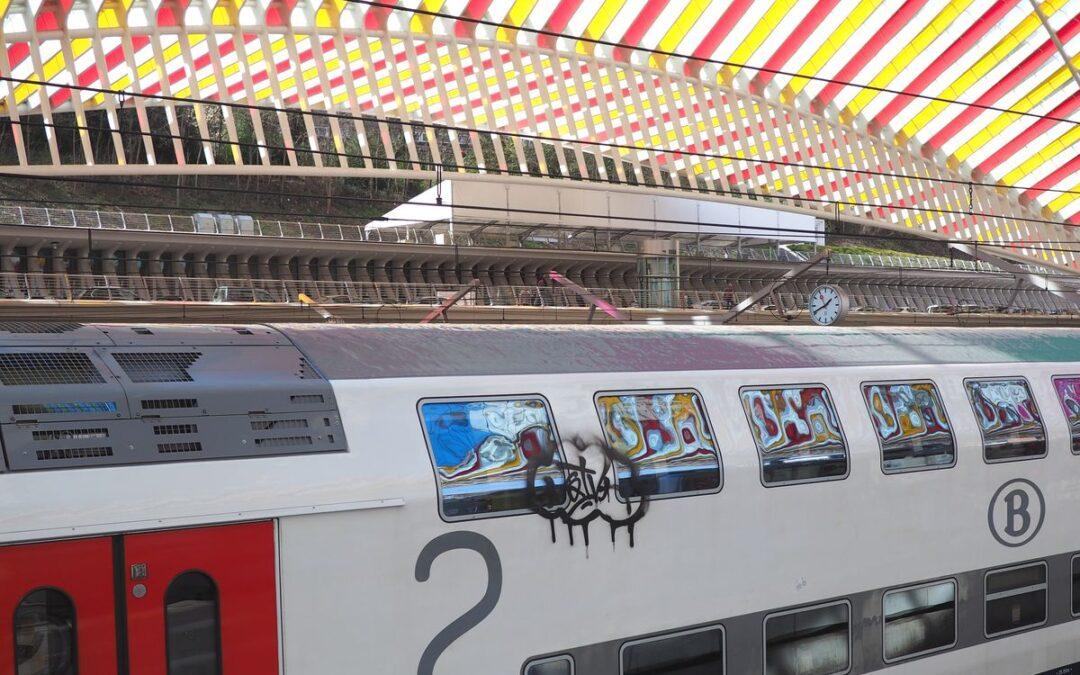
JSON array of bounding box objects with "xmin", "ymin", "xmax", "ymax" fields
[
  {"xmin": 0, "ymin": 323, "xmax": 112, "ymax": 347},
  {"xmin": 0, "ymin": 324, "xmax": 346, "ymax": 471},
  {"xmin": 0, "ymin": 348, "xmax": 131, "ymax": 424},
  {"xmin": 110, "ymin": 346, "xmax": 335, "ymax": 419},
  {"xmin": 3, "ymin": 412, "xmax": 344, "ymax": 470},
  {"xmin": 99, "ymin": 324, "xmax": 290, "ymax": 347}
]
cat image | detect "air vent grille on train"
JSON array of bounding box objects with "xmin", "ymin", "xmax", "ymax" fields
[
  {"xmin": 153, "ymin": 424, "xmax": 198, "ymax": 435},
  {"xmin": 113, "ymin": 352, "xmax": 200, "ymax": 383},
  {"xmin": 32, "ymin": 428, "xmax": 109, "ymax": 441},
  {"xmin": 141, "ymin": 398, "xmax": 199, "ymax": 411},
  {"xmin": 157, "ymin": 442, "xmax": 203, "ymax": 454},
  {"xmin": 12, "ymin": 401, "xmax": 117, "ymax": 416},
  {"xmin": 254, "ymin": 435, "xmax": 313, "ymax": 449},
  {"xmin": 0, "ymin": 353, "xmax": 105, "ymax": 385},
  {"xmin": 250, "ymin": 419, "xmax": 308, "ymax": 431},
  {"xmin": 297, "ymin": 357, "xmax": 320, "ymax": 379},
  {"xmin": 0, "ymin": 322, "xmax": 83, "ymax": 334},
  {"xmin": 36, "ymin": 446, "xmax": 113, "ymax": 461}
]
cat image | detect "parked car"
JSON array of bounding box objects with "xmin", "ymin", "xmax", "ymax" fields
[
  {"xmin": 926, "ymin": 304, "xmax": 955, "ymax": 314},
  {"xmin": 693, "ymin": 299, "xmax": 721, "ymax": 310},
  {"xmin": 77, "ymin": 287, "xmax": 138, "ymax": 301},
  {"xmin": 314, "ymin": 294, "xmax": 356, "ymax": 304},
  {"xmin": 210, "ymin": 286, "xmax": 274, "ymax": 303}
]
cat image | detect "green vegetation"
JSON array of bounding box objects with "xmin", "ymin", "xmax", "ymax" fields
[{"xmin": 788, "ymin": 242, "xmax": 948, "ymax": 260}]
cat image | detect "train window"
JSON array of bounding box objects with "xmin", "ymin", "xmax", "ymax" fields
[
  {"xmin": 524, "ymin": 655, "xmax": 574, "ymax": 675},
  {"xmin": 862, "ymin": 381, "xmax": 955, "ymax": 473},
  {"xmin": 1052, "ymin": 376, "xmax": 1080, "ymax": 453},
  {"xmin": 165, "ymin": 571, "xmax": 222, "ymax": 675},
  {"xmin": 764, "ymin": 601, "xmax": 850, "ymax": 675},
  {"xmin": 985, "ymin": 561, "xmax": 1047, "ymax": 638},
  {"xmin": 964, "ymin": 378, "xmax": 1045, "ymax": 462},
  {"xmin": 419, "ymin": 397, "xmax": 567, "ymax": 520},
  {"xmin": 1072, "ymin": 555, "xmax": 1080, "ymax": 616},
  {"xmin": 14, "ymin": 588, "xmax": 77, "ymax": 675},
  {"xmin": 621, "ymin": 625, "xmax": 724, "ymax": 674},
  {"xmin": 740, "ymin": 385, "xmax": 848, "ymax": 486},
  {"xmin": 882, "ymin": 579, "xmax": 956, "ymax": 662},
  {"xmin": 595, "ymin": 390, "xmax": 722, "ymax": 499}
]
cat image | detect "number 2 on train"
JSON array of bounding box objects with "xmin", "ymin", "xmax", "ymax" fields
[{"xmin": 414, "ymin": 532, "xmax": 503, "ymax": 675}]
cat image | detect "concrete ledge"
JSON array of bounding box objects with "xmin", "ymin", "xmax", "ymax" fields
[{"xmin": 1, "ymin": 299, "xmax": 1079, "ymax": 327}]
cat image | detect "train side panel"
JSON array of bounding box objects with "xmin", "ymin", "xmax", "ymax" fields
[{"xmin": 278, "ymin": 360, "xmax": 1080, "ymax": 673}]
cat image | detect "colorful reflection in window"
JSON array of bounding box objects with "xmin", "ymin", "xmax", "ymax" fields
[
  {"xmin": 1053, "ymin": 376, "xmax": 1080, "ymax": 453},
  {"xmin": 741, "ymin": 385, "xmax": 847, "ymax": 486},
  {"xmin": 595, "ymin": 391, "xmax": 721, "ymax": 499},
  {"xmin": 863, "ymin": 382, "xmax": 954, "ymax": 473},
  {"xmin": 421, "ymin": 398, "xmax": 566, "ymax": 519},
  {"xmin": 965, "ymin": 378, "xmax": 1045, "ymax": 462}
]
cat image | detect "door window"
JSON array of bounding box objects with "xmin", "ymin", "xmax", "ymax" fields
[
  {"xmin": 14, "ymin": 588, "xmax": 77, "ymax": 675},
  {"xmin": 165, "ymin": 572, "xmax": 221, "ymax": 675}
]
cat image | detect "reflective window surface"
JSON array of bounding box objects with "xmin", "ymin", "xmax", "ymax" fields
[
  {"xmin": 596, "ymin": 391, "xmax": 721, "ymax": 499},
  {"xmin": 421, "ymin": 398, "xmax": 566, "ymax": 518},
  {"xmin": 965, "ymin": 378, "xmax": 1045, "ymax": 462},
  {"xmin": 741, "ymin": 386, "xmax": 848, "ymax": 486},
  {"xmin": 622, "ymin": 626, "xmax": 724, "ymax": 675},
  {"xmin": 883, "ymin": 580, "xmax": 956, "ymax": 662},
  {"xmin": 765, "ymin": 602, "xmax": 849, "ymax": 675},
  {"xmin": 14, "ymin": 588, "xmax": 77, "ymax": 675},
  {"xmin": 863, "ymin": 382, "xmax": 954, "ymax": 472},
  {"xmin": 165, "ymin": 571, "xmax": 221, "ymax": 675},
  {"xmin": 525, "ymin": 655, "xmax": 573, "ymax": 675},
  {"xmin": 1053, "ymin": 376, "xmax": 1080, "ymax": 453},
  {"xmin": 985, "ymin": 563, "xmax": 1047, "ymax": 637}
]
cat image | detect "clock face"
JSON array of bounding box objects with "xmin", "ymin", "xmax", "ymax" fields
[{"xmin": 809, "ymin": 285, "xmax": 846, "ymax": 326}]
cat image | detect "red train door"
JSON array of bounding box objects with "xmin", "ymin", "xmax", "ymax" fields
[
  {"xmin": 0, "ymin": 537, "xmax": 118, "ymax": 675},
  {"xmin": 124, "ymin": 522, "xmax": 280, "ymax": 675}
]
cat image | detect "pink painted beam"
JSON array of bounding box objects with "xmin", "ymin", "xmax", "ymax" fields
[{"xmin": 548, "ymin": 271, "xmax": 626, "ymax": 320}]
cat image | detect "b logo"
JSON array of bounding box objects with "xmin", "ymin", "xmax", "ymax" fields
[{"xmin": 988, "ymin": 479, "xmax": 1045, "ymax": 547}]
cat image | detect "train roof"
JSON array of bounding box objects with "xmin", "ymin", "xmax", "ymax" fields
[
  {"xmin": 273, "ymin": 324, "xmax": 1080, "ymax": 379},
  {"xmin": 5, "ymin": 322, "xmax": 1079, "ymax": 379}
]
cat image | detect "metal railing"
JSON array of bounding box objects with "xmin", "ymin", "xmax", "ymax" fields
[
  {"xmin": 1, "ymin": 272, "xmax": 1076, "ymax": 316},
  {"xmin": 0, "ymin": 203, "xmax": 1040, "ymax": 275}
]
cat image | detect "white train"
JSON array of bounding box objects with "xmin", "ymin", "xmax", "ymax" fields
[{"xmin": 2, "ymin": 321, "xmax": 1080, "ymax": 675}]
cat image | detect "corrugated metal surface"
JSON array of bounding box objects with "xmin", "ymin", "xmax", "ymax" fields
[{"xmin": 274, "ymin": 324, "xmax": 1080, "ymax": 380}]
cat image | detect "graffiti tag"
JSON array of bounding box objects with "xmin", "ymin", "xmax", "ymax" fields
[{"xmin": 526, "ymin": 434, "xmax": 648, "ymax": 548}]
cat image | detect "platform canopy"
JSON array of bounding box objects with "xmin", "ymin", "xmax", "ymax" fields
[{"xmin": 0, "ymin": 1, "xmax": 1077, "ymax": 265}]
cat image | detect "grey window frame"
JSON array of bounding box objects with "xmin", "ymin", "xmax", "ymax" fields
[
  {"xmin": 417, "ymin": 393, "xmax": 568, "ymax": 523},
  {"xmin": 963, "ymin": 376, "xmax": 1047, "ymax": 464},
  {"xmin": 739, "ymin": 382, "xmax": 850, "ymax": 488},
  {"xmin": 592, "ymin": 388, "xmax": 723, "ymax": 502},
  {"xmin": 1051, "ymin": 375, "xmax": 1080, "ymax": 455},
  {"xmin": 762, "ymin": 599, "xmax": 852, "ymax": 675},
  {"xmin": 619, "ymin": 623, "xmax": 725, "ymax": 675},
  {"xmin": 1072, "ymin": 553, "xmax": 1080, "ymax": 617},
  {"xmin": 983, "ymin": 560, "xmax": 1048, "ymax": 638},
  {"xmin": 860, "ymin": 379, "xmax": 956, "ymax": 475},
  {"xmin": 881, "ymin": 577, "xmax": 958, "ymax": 664},
  {"xmin": 522, "ymin": 654, "xmax": 574, "ymax": 675}
]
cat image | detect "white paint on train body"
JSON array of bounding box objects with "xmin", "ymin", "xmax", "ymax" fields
[{"xmin": 1, "ymin": 325, "xmax": 1080, "ymax": 673}]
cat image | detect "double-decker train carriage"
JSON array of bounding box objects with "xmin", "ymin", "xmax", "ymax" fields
[{"xmin": 3, "ymin": 321, "xmax": 1080, "ymax": 674}]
